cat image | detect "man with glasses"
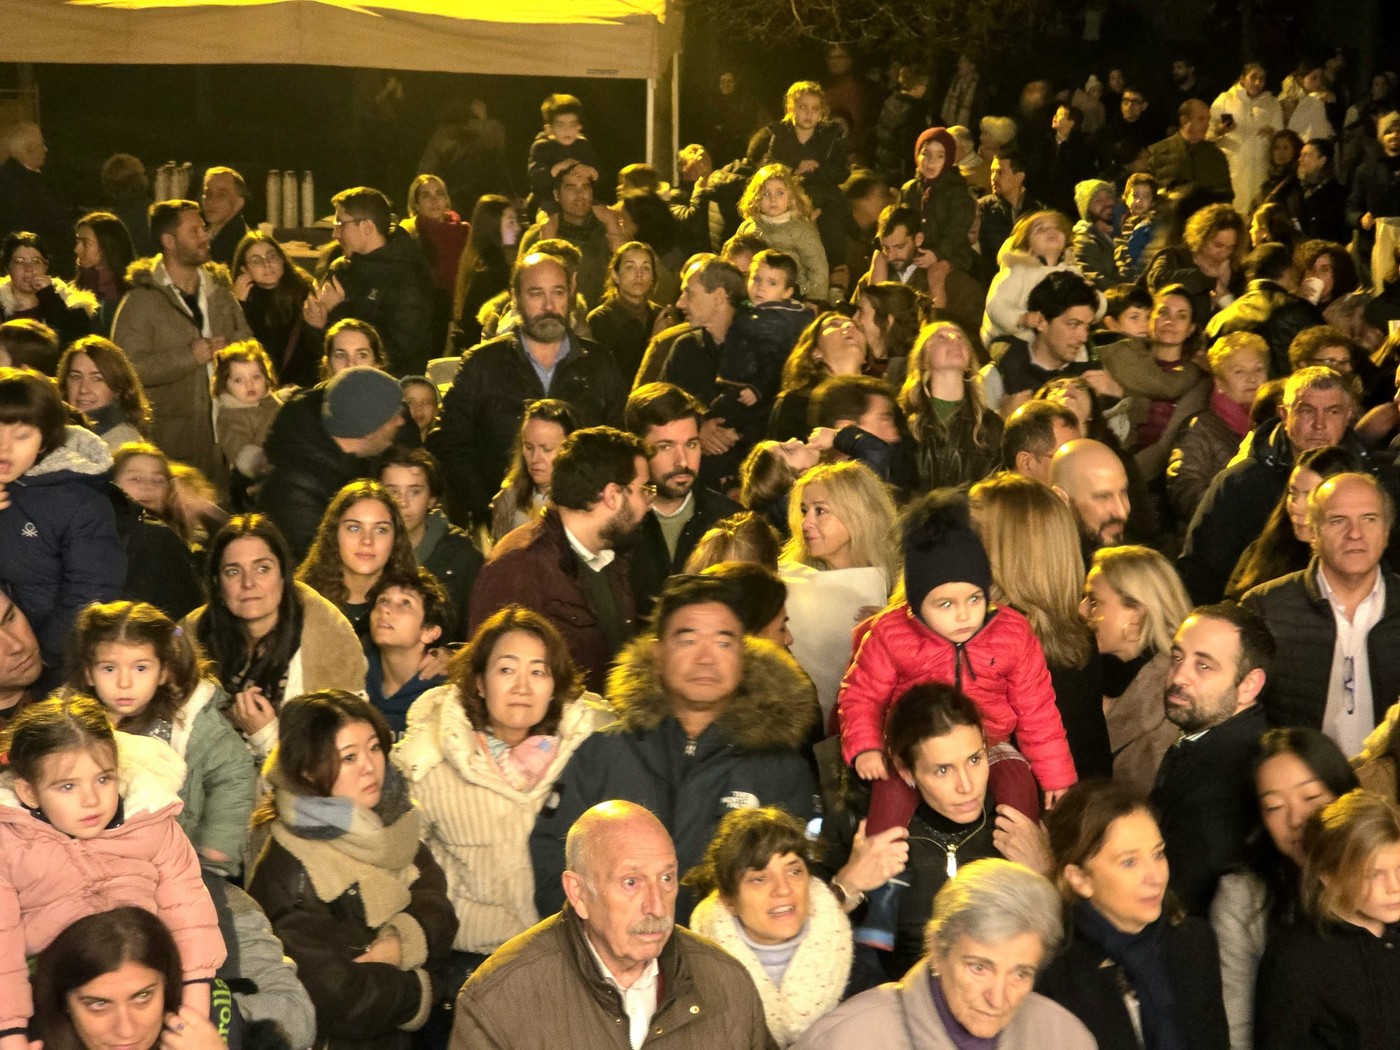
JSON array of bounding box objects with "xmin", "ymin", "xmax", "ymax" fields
[
  {"xmin": 468, "ymin": 425, "xmax": 649, "ymax": 692},
  {"xmin": 302, "ymin": 185, "xmax": 434, "ymax": 376},
  {"xmin": 1093, "ymin": 87, "xmax": 1157, "ymax": 171},
  {"xmin": 1243, "ymin": 472, "xmax": 1400, "ymax": 756},
  {"xmin": 112, "ymin": 199, "xmax": 252, "ymax": 490}
]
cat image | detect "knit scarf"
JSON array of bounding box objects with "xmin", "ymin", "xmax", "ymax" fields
[
  {"xmin": 478, "ymin": 729, "xmax": 558, "ymax": 792},
  {"xmin": 1072, "ymin": 900, "xmax": 1186, "ymax": 1050},
  {"xmin": 86, "ymin": 400, "xmax": 129, "ymax": 436},
  {"xmin": 1209, "ymin": 388, "xmax": 1252, "ymax": 438},
  {"xmin": 268, "ymin": 760, "xmax": 423, "ymax": 928}
]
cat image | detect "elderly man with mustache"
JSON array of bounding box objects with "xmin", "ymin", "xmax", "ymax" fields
[{"xmin": 453, "ymin": 800, "xmax": 776, "ymax": 1049}]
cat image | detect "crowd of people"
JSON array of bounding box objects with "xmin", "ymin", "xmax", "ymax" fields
[{"xmin": 2, "ymin": 41, "xmax": 1400, "ymax": 1050}]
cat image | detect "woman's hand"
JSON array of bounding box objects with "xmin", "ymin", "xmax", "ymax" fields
[
  {"xmin": 317, "ymin": 277, "xmax": 347, "ymax": 313},
  {"xmin": 699, "ymin": 418, "xmax": 739, "ymax": 455},
  {"xmin": 796, "ymin": 159, "xmax": 819, "ymax": 175},
  {"xmin": 302, "ymin": 294, "xmax": 329, "ymax": 329},
  {"xmin": 854, "ymin": 750, "xmax": 889, "ymax": 780},
  {"xmin": 159, "ymin": 1005, "xmax": 224, "ymax": 1050},
  {"xmin": 993, "ymin": 805, "xmax": 1054, "ymax": 876},
  {"xmin": 836, "ymin": 819, "xmax": 911, "ymax": 897},
  {"xmin": 807, "ymin": 427, "xmax": 837, "ymax": 452},
  {"xmin": 416, "ymin": 647, "xmax": 451, "ymax": 681},
  {"xmin": 234, "ymin": 272, "xmax": 255, "ymax": 301},
  {"xmin": 232, "ymin": 686, "xmax": 275, "ymax": 735},
  {"xmin": 355, "ymin": 929, "xmax": 402, "ymax": 966}
]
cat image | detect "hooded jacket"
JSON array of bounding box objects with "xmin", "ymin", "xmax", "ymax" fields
[
  {"xmin": 325, "ymin": 225, "xmax": 435, "ymax": 376},
  {"xmin": 392, "ymin": 685, "xmax": 611, "ymax": 954},
  {"xmin": 981, "ymin": 245, "xmax": 1096, "ymax": 346},
  {"xmin": 0, "ymin": 424, "xmax": 124, "ymax": 668},
  {"xmin": 112, "ymin": 256, "xmax": 252, "ymax": 482},
  {"xmin": 529, "ymin": 637, "xmax": 820, "ymax": 924},
  {"xmin": 162, "ymin": 678, "xmax": 257, "ymax": 876},
  {"xmin": 0, "ymin": 732, "xmax": 226, "ymax": 1036},
  {"xmin": 0, "ymin": 275, "xmax": 97, "ymax": 351},
  {"xmin": 839, "ymin": 603, "xmax": 1076, "ymax": 792}
]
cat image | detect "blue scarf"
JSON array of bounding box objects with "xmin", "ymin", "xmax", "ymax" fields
[{"xmin": 1072, "ymin": 900, "xmax": 1186, "ymax": 1050}]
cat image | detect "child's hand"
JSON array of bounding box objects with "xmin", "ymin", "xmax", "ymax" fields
[
  {"xmin": 159, "ymin": 1004, "xmax": 224, "ymax": 1050},
  {"xmin": 738, "ymin": 387, "xmax": 758, "ymax": 406},
  {"xmin": 1043, "ymin": 788, "xmax": 1068, "ymax": 810},
  {"xmin": 0, "ymin": 483, "xmax": 9, "ymax": 512},
  {"xmin": 854, "ymin": 751, "xmax": 889, "ymax": 780}
]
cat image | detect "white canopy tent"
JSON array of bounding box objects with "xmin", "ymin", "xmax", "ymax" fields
[{"xmin": 0, "ymin": 0, "xmax": 683, "ymax": 164}]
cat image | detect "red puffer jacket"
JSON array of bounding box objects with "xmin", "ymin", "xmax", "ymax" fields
[{"xmin": 838, "ymin": 602, "xmax": 1077, "ymax": 791}]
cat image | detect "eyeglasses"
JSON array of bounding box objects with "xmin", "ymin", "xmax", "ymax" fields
[
  {"xmin": 639, "ymin": 483, "xmax": 659, "ymax": 500},
  {"xmin": 332, "ymin": 216, "xmax": 364, "ymax": 229}
]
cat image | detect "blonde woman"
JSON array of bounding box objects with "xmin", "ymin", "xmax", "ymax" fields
[
  {"xmin": 981, "ymin": 210, "xmax": 1092, "ymax": 346},
  {"xmin": 901, "ymin": 320, "xmax": 1002, "ymax": 488},
  {"xmin": 1255, "ymin": 790, "xmax": 1400, "ymax": 1047},
  {"xmin": 970, "ymin": 472, "xmax": 1109, "ymax": 777},
  {"xmin": 779, "ymin": 461, "xmax": 898, "ymax": 722},
  {"xmin": 1080, "ymin": 545, "xmax": 1191, "ymax": 795}
]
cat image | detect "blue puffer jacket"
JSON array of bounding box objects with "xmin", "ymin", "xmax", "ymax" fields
[{"xmin": 0, "ymin": 425, "xmax": 125, "ymax": 672}]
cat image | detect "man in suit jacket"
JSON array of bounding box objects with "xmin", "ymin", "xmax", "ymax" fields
[{"xmin": 1151, "ymin": 601, "xmax": 1273, "ymax": 915}]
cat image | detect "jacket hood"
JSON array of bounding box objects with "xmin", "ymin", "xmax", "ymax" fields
[
  {"xmin": 606, "ymin": 636, "xmax": 817, "ymax": 751},
  {"xmin": 0, "ymin": 276, "xmax": 99, "ymax": 317},
  {"xmin": 125, "ymin": 255, "xmax": 234, "ymax": 294},
  {"xmin": 0, "ymin": 729, "xmax": 185, "ymax": 821},
  {"xmin": 1074, "ymin": 179, "xmax": 1114, "ymax": 221},
  {"xmin": 417, "ymin": 509, "xmax": 451, "ymax": 561},
  {"xmin": 393, "ymin": 683, "xmax": 613, "ymax": 788},
  {"xmin": 22, "ymin": 424, "xmax": 113, "ymax": 485}
]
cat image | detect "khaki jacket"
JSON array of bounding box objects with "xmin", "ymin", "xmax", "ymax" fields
[{"xmin": 450, "ymin": 907, "xmax": 776, "ymax": 1049}]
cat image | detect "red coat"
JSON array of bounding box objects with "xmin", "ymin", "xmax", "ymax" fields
[{"xmin": 838, "ymin": 603, "xmax": 1077, "ymax": 792}]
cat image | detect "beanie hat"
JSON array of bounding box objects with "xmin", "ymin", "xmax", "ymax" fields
[
  {"xmin": 914, "ymin": 127, "xmax": 958, "ymax": 169},
  {"xmin": 322, "ymin": 366, "xmax": 404, "ymax": 438},
  {"xmin": 902, "ymin": 490, "xmax": 993, "ymax": 618},
  {"xmin": 1074, "ymin": 178, "xmax": 1115, "ymax": 221}
]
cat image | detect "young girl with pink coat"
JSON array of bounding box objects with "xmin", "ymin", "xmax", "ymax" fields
[{"xmin": 0, "ymin": 693, "xmax": 224, "ymax": 1048}]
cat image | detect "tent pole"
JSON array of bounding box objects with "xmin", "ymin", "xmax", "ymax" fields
[{"xmin": 646, "ymin": 77, "xmax": 656, "ymax": 168}]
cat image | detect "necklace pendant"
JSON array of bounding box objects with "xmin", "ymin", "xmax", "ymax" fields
[{"xmin": 946, "ymin": 851, "xmax": 958, "ymax": 878}]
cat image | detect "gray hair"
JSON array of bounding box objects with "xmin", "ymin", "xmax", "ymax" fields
[
  {"xmin": 925, "ymin": 859, "xmax": 1063, "ymax": 959},
  {"xmin": 3, "ymin": 122, "xmax": 41, "ymax": 156},
  {"xmin": 1283, "ymin": 364, "xmax": 1353, "ymax": 411}
]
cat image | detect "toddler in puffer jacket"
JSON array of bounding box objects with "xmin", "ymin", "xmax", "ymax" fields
[
  {"xmin": 0, "ymin": 694, "xmax": 225, "ymax": 1048},
  {"xmin": 837, "ymin": 490, "xmax": 1076, "ymax": 950}
]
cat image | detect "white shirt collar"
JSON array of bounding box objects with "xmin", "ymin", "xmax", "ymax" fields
[
  {"xmin": 651, "ymin": 490, "xmax": 694, "ymax": 521},
  {"xmin": 562, "ymin": 521, "xmax": 615, "ymax": 572}
]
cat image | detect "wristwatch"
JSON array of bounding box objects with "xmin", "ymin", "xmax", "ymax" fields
[{"xmin": 830, "ymin": 879, "xmax": 866, "ymax": 909}]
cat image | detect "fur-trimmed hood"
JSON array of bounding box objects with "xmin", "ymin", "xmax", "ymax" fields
[
  {"xmin": 0, "ymin": 729, "xmax": 186, "ymax": 822},
  {"xmin": 125, "ymin": 254, "xmax": 235, "ymax": 293},
  {"xmin": 0, "ymin": 275, "xmax": 98, "ymax": 317},
  {"xmin": 605, "ymin": 636, "xmax": 818, "ymax": 751},
  {"xmin": 20, "ymin": 424, "xmax": 112, "ymax": 485}
]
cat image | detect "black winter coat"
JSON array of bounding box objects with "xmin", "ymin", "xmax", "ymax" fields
[
  {"xmin": 1036, "ymin": 914, "xmax": 1229, "ymax": 1050},
  {"xmin": 530, "ymin": 637, "xmax": 819, "ymax": 925},
  {"xmin": 428, "ymin": 332, "xmax": 626, "ymax": 528},
  {"xmin": 1150, "ymin": 704, "xmax": 1267, "ymax": 916},
  {"xmin": 247, "ymin": 836, "xmax": 458, "ymax": 1050},
  {"xmin": 1203, "ymin": 279, "xmax": 1324, "ymax": 378},
  {"xmin": 629, "ymin": 487, "xmax": 740, "ymax": 617},
  {"xmin": 415, "ymin": 510, "xmax": 482, "ymax": 643},
  {"xmin": 325, "ymin": 227, "xmax": 436, "ymax": 376},
  {"xmin": 900, "ymin": 170, "xmax": 976, "ymax": 274},
  {"xmin": 1242, "ymin": 561, "xmax": 1400, "ymax": 730},
  {"xmin": 257, "ymin": 384, "xmax": 378, "ymax": 561},
  {"xmin": 1179, "ymin": 419, "xmax": 1380, "ymax": 604},
  {"xmin": 1255, "ymin": 918, "xmax": 1400, "ymax": 1050}
]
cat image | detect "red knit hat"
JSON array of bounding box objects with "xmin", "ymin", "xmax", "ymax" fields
[{"xmin": 913, "ymin": 126, "xmax": 957, "ymax": 168}]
